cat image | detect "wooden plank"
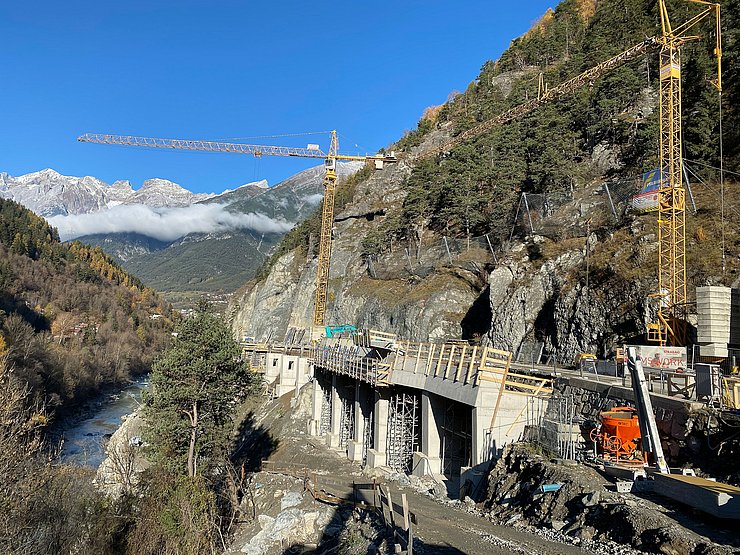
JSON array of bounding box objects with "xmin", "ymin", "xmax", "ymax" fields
[
  {"xmin": 489, "ymin": 354, "xmax": 511, "ymax": 429},
  {"xmin": 401, "ymin": 493, "xmax": 410, "ymax": 532},
  {"xmin": 503, "ymin": 380, "xmax": 553, "ymax": 392},
  {"xmin": 505, "ymin": 388, "xmax": 553, "ymax": 397},
  {"xmin": 445, "ymin": 345, "xmax": 456, "ymax": 379},
  {"xmin": 455, "ymin": 345, "xmax": 467, "ymax": 382},
  {"xmin": 506, "ymin": 381, "xmax": 546, "ymax": 435},
  {"xmin": 465, "ymin": 345, "xmax": 478, "ymax": 384},
  {"xmin": 386, "ymin": 487, "xmax": 396, "ymax": 528},
  {"xmin": 434, "ymin": 345, "xmax": 446, "ymax": 378},
  {"xmin": 477, "ymin": 375, "xmax": 552, "ymax": 392},
  {"xmin": 413, "ymin": 343, "xmax": 422, "ymax": 374},
  {"xmin": 425, "ymin": 344, "xmax": 436, "ymax": 376},
  {"xmin": 476, "ymin": 346, "xmax": 490, "ymax": 385}
]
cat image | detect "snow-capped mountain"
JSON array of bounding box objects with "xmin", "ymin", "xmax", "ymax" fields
[
  {"xmin": 0, "ymin": 169, "xmax": 216, "ymax": 216},
  {"xmin": 3, "ymin": 163, "xmax": 364, "ymax": 293}
]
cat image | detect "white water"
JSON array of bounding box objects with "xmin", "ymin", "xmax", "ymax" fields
[{"xmin": 59, "ymin": 377, "xmax": 148, "ymax": 467}]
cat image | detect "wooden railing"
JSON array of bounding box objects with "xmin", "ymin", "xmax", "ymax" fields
[
  {"xmin": 248, "ymin": 336, "xmax": 551, "ymax": 399},
  {"xmin": 390, "ymin": 341, "xmax": 552, "ymax": 396},
  {"xmin": 355, "ymin": 329, "xmax": 398, "ymax": 350}
]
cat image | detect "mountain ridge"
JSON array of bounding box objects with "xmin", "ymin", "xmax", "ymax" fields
[{"xmin": 0, "ymin": 168, "xmax": 216, "ymax": 217}]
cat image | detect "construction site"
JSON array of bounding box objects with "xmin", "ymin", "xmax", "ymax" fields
[
  {"xmin": 234, "ymin": 1, "xmax": 739, "ymax": 552},
  {"xmin": 77, "ymin": 0, "xmax": 740, "ymax": 553}
]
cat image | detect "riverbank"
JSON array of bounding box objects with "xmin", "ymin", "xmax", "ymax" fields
[
  {"xmin": 96, "ymin": 408, "xmax": 150, "ymax": 497},
  {"xmin": 52, "ymin": 376, "xmax": 149, "ymax": 467}
]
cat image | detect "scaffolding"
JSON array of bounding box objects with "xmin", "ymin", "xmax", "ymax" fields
[
  {"xmin": 339, "ymin": 388, "xmax": 355, "ymax": 450},
  {"xmin": 320, "ymin": 379, "xmax": 332, "ymax": 436},
  {"xmin": 386, "ymin": 392, "xmax": 419, "ymax": 473},
  {"xmin": 525, "ymin": 393, "xmax": 581, "ymax": 460},
  {"xmin": 362, "ymin": 410, "xmax": 374, "ymax": 467}
]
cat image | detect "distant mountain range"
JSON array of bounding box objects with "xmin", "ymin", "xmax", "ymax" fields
[
  {"xmin": 0, "ymin": 163, "xmax": 363, "ymax": 293},
  {"xmin": 0, "ymin": 168, "xmax": 216, "ymax": 216}
]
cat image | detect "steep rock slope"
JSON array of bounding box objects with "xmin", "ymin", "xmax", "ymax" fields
[
  {"xmin": 230, "ymin": 130, "xmax": 490, "ymax": 342},
  {"xmin": 232, "ymin": 0, "xmax": 739, "ymax": 358}
]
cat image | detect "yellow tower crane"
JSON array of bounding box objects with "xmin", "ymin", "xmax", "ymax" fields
[
  {"xmin": 80, "ymin": 1, "xmax": 721, "ymax": 345},
  {"xmin": 415, "ymin": 0, "xmax": 721, "ymax": 347},
  {"xmin": 78, "ymin": 130, "xmax": 396, "ymax": 328},
  {"xmin": 647, "ymin": 0, "xmax": 722, "ymax": 346}
]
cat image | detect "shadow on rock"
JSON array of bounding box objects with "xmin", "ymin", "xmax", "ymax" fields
[{"xmin": 232, "ymin": 411, "xmax": 280, "ymax": 473}]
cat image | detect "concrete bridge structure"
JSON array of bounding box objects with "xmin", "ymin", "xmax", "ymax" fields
[{"xmin": 243, "ymin": 330, "xmax": 553, "ymax": 486}]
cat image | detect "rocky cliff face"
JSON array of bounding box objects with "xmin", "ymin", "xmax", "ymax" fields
[
  {"xmin": 486, "ymin": 233, "xmax": 651, "ymax": 361},
  {"xmin": 230, "ymin": 125, "xmax": 656, "ymax": 362},
  {"xmin": 230, "ymin": 130, "xmax": 488, "ymax": 343}
]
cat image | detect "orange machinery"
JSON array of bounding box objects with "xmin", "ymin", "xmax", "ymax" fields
[{"xmin": 589, "ymin": 407, "xmax": 644, "ymax": 464}]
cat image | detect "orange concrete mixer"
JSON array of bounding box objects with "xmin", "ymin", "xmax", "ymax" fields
[{"xmin": 589, "ymin": 406, "xmax": 644, "ymax": 463}]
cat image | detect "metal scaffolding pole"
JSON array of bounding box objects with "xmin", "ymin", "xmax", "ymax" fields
[
  {"xmin": 319, "ymin": 378, "xmax": 332, "ymax": 436},
  {"xmin": 386, "ymin": 392, "xmax": 419, "ymax": 474},
  {"xmin": 339, "ymin": 388, "xmax": 355, "ymax": 450}
]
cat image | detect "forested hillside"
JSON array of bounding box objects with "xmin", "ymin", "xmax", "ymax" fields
[
  {"xmin": 266, "ymin": 0, "xmax": 737, "ymax": 261},
  {"xmin": 394, "ymin": 0, "xmax": 737, "ymax": 248},
  {"xmin": 0, "ymin": 198, "xmax": 174, "ymax": 418},
  {"xmin": 233, "ymin": 0, "xmax": 739, "ymax": 355}
]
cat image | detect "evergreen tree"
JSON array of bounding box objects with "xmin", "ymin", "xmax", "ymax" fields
[{"xmin": 146, "ymin": 311, "xmax": 254, "ymax": 477}]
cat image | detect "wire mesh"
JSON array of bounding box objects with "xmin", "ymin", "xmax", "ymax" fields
[{"xmin": 525, "ymin": 393, "xmax": 581, "ymax": 460}]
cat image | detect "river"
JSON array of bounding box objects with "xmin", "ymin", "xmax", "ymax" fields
[{"xmin": 58, "ymin": 376, "xmax": 149, "ymax": 467}]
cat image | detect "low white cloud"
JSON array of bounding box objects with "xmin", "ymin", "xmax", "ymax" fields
[
  {"xmin": 48, "ymin": 203, "xmax": 295, "ymax": 242},
  {"xmin": 302, "ymin": 193, "xmax": 324, "ymax": 205}
]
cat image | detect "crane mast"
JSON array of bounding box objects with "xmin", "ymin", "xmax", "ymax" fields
[
  {"xmin": 314, "ymin": 131, "xmax": 340, "ymax": 327},
  {"xmin": 648, "ymin": 0, "xmax": 721, "ymax": 346},
  {"xmin": 79, "ymin": 2, "xmax": 721, "ymax": 342},
  {"xmin": 416, "ymin": 1, "xmax": 720, "ymax": 348}
]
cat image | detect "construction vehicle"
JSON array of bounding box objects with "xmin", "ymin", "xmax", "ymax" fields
[
  {"xmin": 324, "ymin": 325, "xmax": 357, "ymax": 338},
  {"xmin": 78, "ymin": 131, "xmax": 396, "ymax": 330}
]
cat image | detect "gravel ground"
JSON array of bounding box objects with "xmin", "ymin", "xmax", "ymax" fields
[{"xmin": 226, "ymin": 387, "xmax": 667, "ymax": 555}]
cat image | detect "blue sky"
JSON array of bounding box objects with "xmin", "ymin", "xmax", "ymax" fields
[{"xmin": 0, "ymin": 1, "xmax": 555, "ymax": 194}]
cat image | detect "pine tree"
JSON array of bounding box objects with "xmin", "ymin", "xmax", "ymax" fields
[{"xmin": 146, "ymin": 311, "xmax": 255, "ymax": 477}]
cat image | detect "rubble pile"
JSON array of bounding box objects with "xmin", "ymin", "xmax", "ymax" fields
[{"xmin": 482, "ymin": 445, "xmax": 738, "ymax": 555}]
